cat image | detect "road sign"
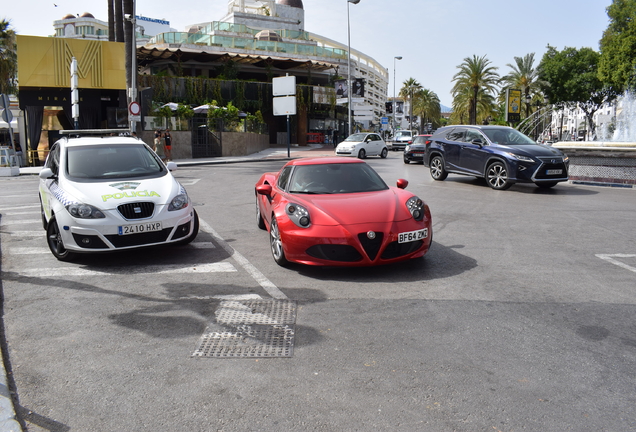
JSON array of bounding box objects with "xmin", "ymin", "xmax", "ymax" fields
[
  {"xmin": 129, "ymin": 101, "xmax": 141, "ymax": 116},
  {"xmin": 381, "ymin": 117, "xmax": 388, "ymax": 124}
]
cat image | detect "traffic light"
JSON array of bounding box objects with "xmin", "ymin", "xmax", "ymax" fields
[{"xmin": 385, "ymin": 101, "xmax": 393, "ymax": 114}]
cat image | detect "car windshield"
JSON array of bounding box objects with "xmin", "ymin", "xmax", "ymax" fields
[
  {"xmin": 483, "ymin": 128, "xmax": 536, "ymax": 146},
  {"xmin": 288, "ymin": 163, "xmax": 389, "ymax": 194},
  {"xmin": 395, "ymin": 131, "xmax": 412, "ymax": 138},
  {"xmin": 66, "ymin": 144, "xmax": 166, "ymax": 180},
  {"xmin": 343, "ymin": 133, "xmax": 368, "ymax": 142}
]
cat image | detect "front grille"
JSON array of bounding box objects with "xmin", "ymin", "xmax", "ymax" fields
[
  {"xmin": 306, "ymin": 244, "xmax": 362, "ymax": 262},
  {"xmin": 381, "ymin": 240, "xmax": 424, "ymax": 260},
  {"xmin": 357, "ymin": 232, "xmax": 384, "ymax": 260},
  {"xmin": 105, "ymin": 227, "xmax": 171, "ymax": 248},
  {"xmin": 535, "ymin": 157, "xmax": 568, "ymax": 180},
  {"xmin": 117, "ymin": 202, "xmax": 155, "ymax": 220}
]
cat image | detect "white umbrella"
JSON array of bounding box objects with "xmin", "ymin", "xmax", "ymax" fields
[
  {"xmin": 160, "ymin": 102, "xmax": 179, "ymax": 111},
  {"xmin": 193, "ymin": 104, "xmax": 219, "ymax": 114}
]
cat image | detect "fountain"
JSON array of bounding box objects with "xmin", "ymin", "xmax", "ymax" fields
[{"xmin": 554, "ymin": 92, "xmax": 636, "ymax": 187}]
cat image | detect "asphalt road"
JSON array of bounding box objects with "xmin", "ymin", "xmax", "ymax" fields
[{"xmin": 1, "ymin": 153, "xmax": 635, "ymax": 431}]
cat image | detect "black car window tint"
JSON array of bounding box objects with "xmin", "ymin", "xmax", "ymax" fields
[
  {"xmin": 447, "ymin": 128, "xmax": 465, "ymax": 142},
  {"xmin": 277, "ymin": 166, "xmax": 292, "ymax": 190},
  {"xmin": 465, "ymin": 130, "xmax": 484, "ymax": 143},
  {"xmin": 48, "ymin": 144, "xmax": 59, "ymax": 175}
]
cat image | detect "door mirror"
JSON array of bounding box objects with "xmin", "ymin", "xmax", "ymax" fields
[
  {"xmin": 38, "ymin": 167, "xmax": 56, "ymax": 180},
  {"xmin": 256, "ymin": 184, "xmax": 272, "ymax": 196},
  {"xmin": 396, "ymin": 179, "xmax": 408, "ymax": 189},
  {"xmin": 471, "ymin": 138, "xmax": 484, "ymax": 147}
]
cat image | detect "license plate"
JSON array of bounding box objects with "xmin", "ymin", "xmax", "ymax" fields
[
  {"xmin": 546, "ymin": 169, "xmax": 562, "ymax": 175},
  {"xmin": 398, "ymin": 228, "xmax": 428, "ymax": 243},
  {"xmin": 119, "ymin": 222, "xmax": 162, "ymax": 235}
]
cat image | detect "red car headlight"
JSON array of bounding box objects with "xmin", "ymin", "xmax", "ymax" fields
[
  {"xmin": 406, "ymin": 196, "xmax": 425, "ymax": 221},
  {"xmin": 286, "ymin": 203, "xmax": 311, "ymax": 228}
]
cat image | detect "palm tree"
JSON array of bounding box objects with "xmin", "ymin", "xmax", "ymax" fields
[
  {"xmin": 501, "ymin": 53, "xmax": 547, "ymax": 119},
  {"xmin": 452, "ymin": 55, "xmax": 499, "ymax": 124},
  {"xmin": 0, "ymin": 19, "xmax": 17, "ymax": 95},
  {"xmin": 450, "ymin": 85, "xmax": 497, "ymax": 125},
  {"xmin": 399, "ymin": 78, "xmax": 422, "ymax": 131},
  {"xmin": 412, "ymin": 88, "xmax": 441, "ymax": 131}
]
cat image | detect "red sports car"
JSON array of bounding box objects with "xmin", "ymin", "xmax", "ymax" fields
[{"xmin": 255, "ymin": 157, "xmax": 432, "ymax": 266}]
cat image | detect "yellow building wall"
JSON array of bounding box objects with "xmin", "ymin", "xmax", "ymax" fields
[{"xmin": 17, "ymin": 35, "xmax": 126, "ymax": 90}]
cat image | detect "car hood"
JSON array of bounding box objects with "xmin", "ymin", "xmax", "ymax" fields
[
  {"xmin": 294, "ymin": 188, "xmax": 412, "ymax": 225},
  {"xmin": 59, "ymin": 175, "xmax": 180, "ymax": 210},
  {"xmin": 495, "ymin": 143, "xmax": 565, "ymax": 158},
  {"xmin": 337, "ymin": 141, "xmax": 364, "ymax": 148}
]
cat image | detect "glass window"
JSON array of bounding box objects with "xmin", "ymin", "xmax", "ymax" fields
[
  {"xmin": 277, "ymin": 166, "xmax": 292, "ymax": 190},
  {"xmin": 289, "ymin": 163, "xmax": 388, "ymax": 194},
  {"xmin": 465, "ymin": 129, "xmax": 485, "ymax": 143},
  {"xmin": 447, "ymin": 128, "xmax": 465, "ymax": 142},
  {"xmin": 66, "ymin": 143, "xmax": 166, "ymax": 180}
]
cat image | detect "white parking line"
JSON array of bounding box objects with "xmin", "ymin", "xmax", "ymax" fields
[
  {"xmin": 17, "ymin": 262, "xmax": 237, "ymax": 278},
  {"xmin": 0, "ymin": 205, "xmax": 40, "ymax": 212},
  {"xmin": 1, "ymin": 219, "xmax": 41, "ymax": 225},
  {"xmin": 596, "ymin": 254, "xmax": 636, "ymax": 273},
  {"xmin": 3, "ymin": 211, "xmax": 39, "ymax": 216},
  {"xmin": 191, "ymin": 242, "xmax": 216, "ymax": 249},
  {"xmin": 1, "ymin": 231, "xmax": 43, "ymax": 237},
  {"xmin": 8, "ymin": 247, "xmax": 48, "ymax": 255},
  {"xmin": 198, "ymin": 218, "xmax": 288, "ymax": 300}
]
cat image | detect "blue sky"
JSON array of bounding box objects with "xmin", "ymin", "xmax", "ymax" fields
[{"xmin": 6, "ymin": 0, "xmax": 613, "ymax": 106}]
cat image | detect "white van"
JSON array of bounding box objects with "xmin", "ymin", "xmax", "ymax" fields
[{"xmin": 391, "ymin": 130, "xmax": 414, "ymax": 151}]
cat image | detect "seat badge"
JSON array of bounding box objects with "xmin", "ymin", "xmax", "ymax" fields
[{"xmin": 367, "ymin": 231, "xmax": 376, "ymax": 240}]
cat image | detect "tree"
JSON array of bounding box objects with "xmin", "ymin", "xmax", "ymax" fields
[
  {"xmin": 539, "ymin": 45, "xmax": 617, "ymax": 139},
  {"xmin": 399, "ymin": 78, "xmax": 422, "ymax": 131},
  {"xmin": 450, "ymin": 85, "xmax": 497, "ymax": 125},
  {"xmin": 451, "ymin": 55, "xmax": 499, "ymax": 124},
  {"xmin": 0, "ymin": 19, "xmax": 17, "ymax": 95},
  {"xmin": 598, "ymin": 0, "xmax": 636, "ymax": 92},
  {"xmin": 412, "ymin": 88, "xmax": 441, "ymax": 131},
  {"xmin": 501, "ymin": 53, "xmax": 547, "ymax": 119}
]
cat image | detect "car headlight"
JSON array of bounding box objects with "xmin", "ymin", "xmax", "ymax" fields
[
  {"xmin": 406, "ymin": 196, "xmax": 425, "ymax": 221},
  {"xmin": 168, "ymin": 193, "xmax": 190, "ymax": 211},
  {"xmin": 66, "ymin": 203, "xmax": 105, "ymax": 219},
  {"xmin": 405, "ymin": 145, "xmax": 411, "ymax": 152},
  {"xmin": 506, "ymin": 152, "xmax": 535, "ymax": 163},
  {"xmin": 286, "ymin": 203, "xmax": 311, "ymax": 228},
  {"xmin": 563, "ymin": 155, "xmax": 569, "ymax": 163}
]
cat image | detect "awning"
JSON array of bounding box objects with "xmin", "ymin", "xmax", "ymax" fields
[{"xmin": 137, "ymin": 46, "xmax": 339, "ymax": 72}]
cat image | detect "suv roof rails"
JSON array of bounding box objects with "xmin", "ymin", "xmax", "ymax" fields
[{"xmin": 60, "ymin": 129, "xmax": 132, "ymax": 137}]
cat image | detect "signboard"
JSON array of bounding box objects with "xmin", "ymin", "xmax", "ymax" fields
[
  {"xmin": 381, "ymin": 117, "xmax": 389, "ymax": 124},
  {"xmin": 129, "ymin": 101, "xmax": 141, "ymax": 116},
  {"xmin": 506, "ymin": 88, "xmax": 521, "ymax": 123},
  {"xmin": 354, "ymin": 115, "xmax": 374, "ymax": 121},
  {"xmin": 273, "ymin": 96, "xmax": 296, "ymax": 116},
  {"xmin": 273, "ymin": 75, "xmax": 296, "ymax": 96}
]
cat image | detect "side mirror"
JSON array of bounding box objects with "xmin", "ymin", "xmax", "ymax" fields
[
  {"xmin": 166, "ymin": 161, "xmax": 178, "ymax": 172},
  {"xmin": 396, "ymin": 179, "xmax": 408, "ymax": 189},
  {"xmin": 38, "ymin": 167, "xmax": 55, "ymax": 180},
  {"xmin": 256, "ymin": 184, "xmax": 273, "ymax": 196},
  {"xmin": 471, "ymin": 138, "xmax": 484, "ymax": 147}
]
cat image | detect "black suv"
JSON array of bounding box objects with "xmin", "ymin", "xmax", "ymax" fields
[{"xmin": 424, "ymin": 125, "xmax": 569, "ymax": 190}]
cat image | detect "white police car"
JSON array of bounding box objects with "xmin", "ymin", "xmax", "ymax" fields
[{"xmin": 39, "ymin": 130, "xmax": 199, "ymax": 261}]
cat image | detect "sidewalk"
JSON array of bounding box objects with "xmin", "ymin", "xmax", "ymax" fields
[{"xmin": 17, "ymin": 144, "xmax": 337, "ymax": 175}]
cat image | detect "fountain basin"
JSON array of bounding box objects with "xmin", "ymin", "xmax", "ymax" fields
[{"xmin": 554, "ymin": 142, "xmax": 636, "ymax": 187}]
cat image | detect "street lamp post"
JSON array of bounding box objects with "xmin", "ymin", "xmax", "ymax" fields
[
  {"xmin": 125, "ymin": 0, "xmax": 138, "ymax": 134},
  {"xmin": 347, "ymin": 0, "xmax": 360, "ymax": 137},
  {"xmin": 393, "ymin": 56, "xmax": 402, "ymax": 134}
]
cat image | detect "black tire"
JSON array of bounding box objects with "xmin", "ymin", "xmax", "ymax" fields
[
  {"xmin": 256, "ymin": 196, "xmax": 266, "ymax": 230},
  {"xmin": 269, "ymin": 216, "xmax": 289, "ymax": 266},
  {"xmin": 357, "ymin": 148, "xmax": 366, "ymax": 159},
  {"xmin": 176, "ymin": 209, "xmax": 199, "ymax": 245},
  {"xmin": 46, "ymin": 216, "xmax": 77, "ymax": 262},
  {"xmin": 403, "ymin": 156, "xmax": 410, "ymax": 164},
  {"xmin": 380, "ymin": 148, "xmax": 388, "ymax": 159},
  {"xmin": 486, "ymin": 161, "xmax": 513, "ymax": 190},
  {"xmin": 429, "ymin": 155, "xmax": 448, "ymax": 181},
  {"xmin": 536, "ymin": 182, "xmax": 558, "ymax": 189}
]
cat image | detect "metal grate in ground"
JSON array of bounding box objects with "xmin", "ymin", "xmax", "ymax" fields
[{"xmin": 192, "ymin": 299, "xmax": 297, "ymax": 358}]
